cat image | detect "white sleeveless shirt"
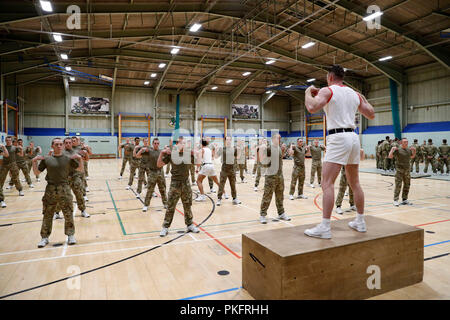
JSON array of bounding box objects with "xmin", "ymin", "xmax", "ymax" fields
[
  {"xmin": 323, "ymin": 85, "xmax": 360, "ymax": 131},
  {"xmin": 202, "ymin": 147, "xmax": 213, "ymax": 164}
]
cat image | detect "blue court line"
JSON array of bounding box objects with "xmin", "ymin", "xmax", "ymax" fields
[
  {"xmin": 179, "ymin": 286, "xmax": 243, "ymax": 300},
  {"xmin": 424, "ymin": 240, "xmax": 450, "ymax": 247}
]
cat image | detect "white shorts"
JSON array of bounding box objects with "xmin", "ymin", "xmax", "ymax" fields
[
  {"xmin": 324, "ymin": 132, "xmax": 360, "ymax": 165},
  {"xmin": 199, "ymin": 164, "xmax": 216, "ymax": 176}
]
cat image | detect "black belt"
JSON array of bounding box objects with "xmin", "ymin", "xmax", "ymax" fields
[{"xmin": 328, "ymin": 128, "xmax": 354, "ymax": 135}]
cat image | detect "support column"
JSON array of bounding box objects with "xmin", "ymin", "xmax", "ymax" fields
[
  {"xmin": 401, "ymin": 76, "xmax": 408, "ymax": 131},
  {"xmin": 389, "ymin": 79, "xmax": 402, "ymax": 139}
]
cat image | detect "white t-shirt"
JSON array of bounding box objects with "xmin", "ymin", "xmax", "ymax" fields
[
  {"xmin": 323, "ymin": 85, "xmax": 360, "ymax": 131},
  {"xmin": 202, "ymin": 147, "xmax": 213, "ymax": 164}
]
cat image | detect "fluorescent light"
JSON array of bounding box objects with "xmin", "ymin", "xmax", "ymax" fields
[
  {"xmin": 226, "ymin": 79, "xmax": 233, "ymax": 84},
  {"xmin": 363, "ymin": 11, "xmax": 383, "ymax": 21},
  {"xmin": 242, "ymin": 72, "xmax": 251, "ymax": 76},
  {"xmin": 265, "ymin": 59, "xmax": 275, "ymax": 65},
  {"xmin": 65, "ymin": 66, "xmax": 72, "ymax": 71},
  {"xmin": 343, "ymin": 68, "xmax": 348, "ymax": 72},
  {"xmin": 53, "ymin": 33, "xmax": 63, "ymax": 42},
  {"xmin": 144, "ymin": 81, "xmax": 150, "ymax": 85},
  {"xmin": 171, "ymin": 47, "xmax": 180, "ymax": 54},
  {"xmin": 301, "ymin": 42, "xmax": 315, "ymax": 49},
  {"xmin": 379, "ymin": 56, "xmax": 392, "ymax": 61},
  {"xmin": 189, "ymin": 23, "xmax": 202, "ymax": 32},
  {"xmin": 158, "ymin": 63, "xmax": 166, "ymax": 68},
  {"xmin": 60, "ymin": 53, "xmax": 68, "ymax": 60},
  {"xmin": 151, "ymin": 73, "xmax": 157, "ymax": 78},
  {"xmin": 266, "ymin": 90, "xmax": 272, "ymax": 94},
  {"xmin": 285, "ymin": 85, "xmax": 292, "ymax": 88},
  {"xmin": 69, "ymin": 76, "xmax": 75, "ymax": 81},
  {"xmin": 307, "ymin": 78, "xmax": 315, "ymax": 82},
  {"xmin": 211, "ymin": 86, "xmax": 218, "ymax": 90},
  {"xmin": 40, "ymin": 0, "xmax": 53, "ymax": 12}
]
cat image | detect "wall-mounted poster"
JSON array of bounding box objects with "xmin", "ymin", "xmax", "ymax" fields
[
  {"xmin": 71, "ymin": 96, "xmax": 110, "ymax": 114},
  {"xmin": 232, "ymin": 104, "xmax": 259, "ymax": 119}
]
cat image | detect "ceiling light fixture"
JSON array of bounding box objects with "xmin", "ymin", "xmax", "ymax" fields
[
  {"xmin": 301, "ymin": 42, "xmax": 315, "ymax": 49},
  {"xmin": 40, "ymin": 0, "xmax": 53, "ymax": 12},
  {"xmin": 189, "ymin": 23, "xmax": 202, "ymax": 32}
]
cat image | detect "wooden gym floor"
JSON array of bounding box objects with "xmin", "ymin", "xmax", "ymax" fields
[{"xmin": 0, "ymin": 158, "xmax": 448, "ymax": 300}]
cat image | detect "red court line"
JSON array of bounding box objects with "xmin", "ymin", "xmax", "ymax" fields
[
  {"xmin": 314, "ymin": 193, "xmax": 340, "ymax": 220},
  {"xmin": 415, "ymin": 219, "xmax": 450, "ymax": 227}
]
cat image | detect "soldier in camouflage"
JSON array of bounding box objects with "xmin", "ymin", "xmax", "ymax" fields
[
  {"xmin": 438, "ymin": 139, "xmax": 449, "ymax": 175},
  {"xmin": 380, "ymin": 136, "xmax": 391, "ymax": 171},
  {"xmin": 288, "ymin": 138, "xmax": 308, "ymax": 200},
  {"xmin": 389, "ymin": 138, "xmax": 416, "ymax": 206},
  {"xmin": 236, "ymin": 139, "xmax": 247, "ymax": 183},
  {"xmin": 216, "ymin": 136, "xmax": 241, "ymax": 206},
  {"xmin": 335, "ymin": 167, "xmax": 355, "ymax": 214},
  {"xmin": 119, "ymin": 138, "xmax": 133, "ymax": 179},
  {"xmin": 16, "ymin": 139, "xmax": 34, "ymax": 188},
  {"xmin": 126, "ymin": 137, "xmax": 140, "ymax": 189},
  {"xmin": 25, "ymin": 141, "xmax": 41, "ymax": 182},
  {"xmin": 309, "ymin": 139, "xmax": 326, "ymax": 187},
  {"xmin": 34, "ymin": 137, "xmax": 84, "ymax": 248},
  {"xmin": 391, "ymin": 138, "xmax": 400, "ymax": 170},
  {"xmin": 258, "ymin": 133, "xmax": 290, "ymax": 224},
  {"xmin": 410, "ymin": 139, "xmax": 421, "ymax": 173},
  {"xmin": 72, "ymin": 137, "xmax": 89, "ymax": 202},
  {"xmin": 134, "ymin": 138, "xmax": 150, "ymax": 197},
  {"xmin": 423, "ymin": 138, "xmax": 438, "ymax": 173},
  {"xmin": 253, "ymin": 138, "xmax": 265, "ymax": 192},
  {"xmin": 0, "ymin": 136, "xmax": 24, "ymax": 197}
]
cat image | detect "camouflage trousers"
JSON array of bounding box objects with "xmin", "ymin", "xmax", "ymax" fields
[
  {"xmin": 394, "ymin": 167, "xmax": 411, "ymax": 201},
  {"xmin": 238, "ymin": 164, "xmax": 245, "ymax": 181},
  {"xmin": 144, "ymin": 170, "xmax": 167, "ymax": 207},
  {"xmin": 290, "ymin": 165, "xmax": 305, "ymax": 196},
  {"xmin": 120, "ymin": 157, "xmax": 131, "ymax": 176},
  {"xmin": 128, "ymin": 160, "xmax": 140, "ymax": 186},
  {"xmin": 84, "ymin": 161, "xmax": 89, "ymax": 177},
  {"xmin": 410, "ymin": 157, "xmax": 420, "ymax": 173},
  {"xmin": 208, "ymin": 176, "xmax": 214, "ymax": 190},
  {"xmin": 438, "ymin": 157, "xmax": 449, "ymax": 174},
  {"xmin": 218, "ymin": 168, "xmax": 237, "ymax": 200},
  {"xmin": 190, "ymin": 164, "xmax": 196, "ymax": 184},
  {"xmin": 335, "ymin": 172, "xmax": 354, "ymax": 207},
  {"xmin": 165, "ymin": 162, "xmax": 171, "ymax": 175},
  {"xmin": 40, "ymin": 184, "xmax": 74, "ymax": 238},
  {"xmin": 16, "ymin": 161, "xmax": 32, "ymax": 185},
  {"xmin": 26, "ymin": 159, "xmax": 39, "ymax": 179},
  {"xmin": 423, "ymin": 157, "xmax": 437, "ymax": 173},
  {"xmin": 382, "ymin": 152, "xmax": 390, "ymax": 170},
  {"xmin": 163, "ymin": 179, "xmax": 193, "ymax": 228},
  {"xmin": 260, "ymin": 174, "xmax": 285, "ymax": 216},
  {"xmin": 310, "ymin": 160, "xmax": 322, "ymax": 184},
  {"xmin": 136, "ymin": 166, "xmax": 149, "ymax": 194},
  {"xmin": 0, "ymin": 163, "xmax": 23, "ymax": 195},
  {"xmin": 254, "ymin": 163, "xmax": 262, "ymax": 187},
  {"xmin": 68, "ymin": 173, "xmax": 86, "ymax": 212}
]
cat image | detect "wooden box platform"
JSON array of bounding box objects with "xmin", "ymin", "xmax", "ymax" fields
[{"xmin": 242, "ymin": 216, "xmax": 424, "ymax": 300}]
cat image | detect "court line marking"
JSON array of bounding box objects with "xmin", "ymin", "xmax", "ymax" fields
[
  {"xmin": 179, "ymin": 286, "xmax": 243, "ymax": 300},
  {"xmin": 106, "ymin": 180, "xmax": 127, "ymax": 235},
  {"xmin": 61, "ymin": 241, "xmax": 68, "ymax": 257}
]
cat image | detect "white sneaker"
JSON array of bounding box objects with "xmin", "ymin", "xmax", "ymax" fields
[
  {"xmin": 153, "ymin": 192, "xmax": 157, "ymax": 198},
  {"xmin": 401, "ymin": 200, "xmax": 412, "ymax": 205},
  {"xmin": 309, "ymin": 184, "xmax": 315, "ymax": 188},
  {"xmin": 81, "ymin": 211, "xmax": 90, "ymax": 218},
  {"xmin": 241, "ymin": 179, "xmax": 246, "ymax": 183},
  {"xmin": 195, "ymin": 194, "xmax": 206, "ymax": 202},
  {"xmin": 260, "ymin": 215, "xmax": 267, "ymax": 224},
  {"xmin": 126, "ymin": 185, "xmax": 130, "ymax": 190},
  {"xmin": 37, "ymin": 178, "xmax": 41, "ymax": 182},
  {"xmin": 348, "ymin": 219, "xmax": 367, "ymax": 232},
  {"xmin": 297, "ymin": 194, "xmax": 308, "ymax": 199},
  {"xmin": 68, "ymin": 235, "xmax": 77, "ymax": 245},
  {"xmin": 142, "ymin": 206, "xmax": 148, "ymax": 212},
  {"xmin": 86, "ymin": 187, "xmax": 90, "ymax": 192},
  {"xmin": 1, "ymin": 201, "xmax": 6, "ymax": 208},
  {"xmin": 252, "ymin": 174, "xmax": 255, "ymax": 178},
  {"xmin": 216, "ymin": 199, "xmax": 221, "ymax": 206},
  {"xmin": 86, "ymin": 177, "xmax": 90, "ymax": 180},
  {"xmin": 5, "ymin": 185, "xmax": 11, "ymax": 190},
  {"xmin": 164, "ymin": 174, "xmax": 169, "ymax": 178},
  {"xmin": 38, "ymin": 238, "xmax": 49, "ymax": 248},
  {"xmin": 254, "ymin": 187, "xmax": 258, "ymax": 192},
  {"xmin": 163, "ymin": 204, "xmax": 168, "ymax": 209},
  {"xmin": 84, "ymin": 196, "xmax": 89, "ymax": 202},
  {"xmin": 136, "ymin": 193, "xmax": 141, "ymax": 199},
  {"xmin": 21, "ymin": 179, "xmax": 25, "ymax": 182},
  {"xmin": 232, "ymin": 198, "xmax": 241, "ymax": 205},
  {"xmin": 118, "ymin": 176, "xmax": 123, "ymax": 180},
  {"xmin": 192, "ymin": 182, "xmax": 197, "ymax": 186},
  {"xmin": 29, "ymin": 184, "xmax": 34, "ymax": 188},
  {"xmin": 289, "ymin": 195, "xmax": 294, "ymax": 200},
  {"xmin": 304, "ymin": 223, "xmax": 331, "ymax": 239},
  {"xmin": 335, "ymin": 207, "xmax": 344, "ymax": 215},
  {"xmin": 393, "ymin": 201, "xmax": 400, "ymax": 207},
  {"xmin": 210, "ymin": 188, "xmax": 216, "ymax": 193},
  {"xmin": 319, "ymin": 184, "xmax": 321, "ymax": 188},
  {"xmin": 19, "ymin": 191, "xmax": 24, "ymax": 196},
  {"xmin": 224, "ymin": 193, "xmax": 229, "ymax": 199},
  {"xmin": 54, "ymin": 213, "xmax": 62, "ymax": 219},
  {"xmin": 160, "ymin": 228, "xmax": 169, "ymax": 237},
  {"xmin": 187, "ymin": 224, "xmax": 200, "ymax": 233},
  {"xmin": 350, "ymin": 205, "xmax": 357, "ymax": 211},
  {"xmin": 278, "ymin": 213, "xmax": 291, "ymax": 221},
  {"xmin": 345, "ymin": 191, "xmax": 349, "ymax": 196}
]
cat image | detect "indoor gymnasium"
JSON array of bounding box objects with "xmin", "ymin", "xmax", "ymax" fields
[{"xmin": 0, "ymin": 0, "xmax": 449, "ymax": 303}]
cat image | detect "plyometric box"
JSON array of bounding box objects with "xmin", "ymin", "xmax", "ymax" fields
[{"xmin": 242, "ymin": 216, "xmax": 423, "ymax": 300}]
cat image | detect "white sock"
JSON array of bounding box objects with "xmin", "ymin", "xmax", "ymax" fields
[
  {"xmin": 356, "ymin": 213, "xmax": 364, "ymax": 222},
  {"xmin": 321, "ymin": 218, "xmax": 331, "ymax": 228}
]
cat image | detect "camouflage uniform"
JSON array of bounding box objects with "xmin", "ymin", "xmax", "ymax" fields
[
  {"xmin": 375, "ymin": 145, "xmax": 380, "ymax": 169},
  {"xmin": 254, "ymin": 146, "xmax": 262, "ymax": 187},
  {"xmin": 391, "ymin": 141, "xmax": 400, "ymax": 170},
  {"xmin": 410, "ymin": 142, "xmax": 421, "ymax": 173},
  {"xmin": 335, "ymin": 167, "xmax": 354, "ymax": 208},
  {"xmin": 16, "ymin": 146, "xmax": 32, "ymax": 185},
  {"xmin": 217, "ymin": 146, "xmax": 237, "ymax": 200},
  {"xmin": 135, "ymin": 145, "xmax": 149, "ymax": 194},
  {"xmin": 119, "ymin": 143, "xmax": 134, "ymax": 177},
  {"xmin": 144, "ymin": 148, "xmax": 167, "ymax": 207},
  {"xmin": 289, "ymin": 146, "xmax": 306, "ymax": 196},
  {"xmin": 38, "ymin": 154, "xmax": 79, "ymax": 238},
  {"xmin": 128, "ymin": 146, "xmax": 140, "ymax": 187},
  {"xmin": 380, "ymin": 139, "xmax": 390, "ymax": 170},
  {"xmin": 260, "ymin": 146, "xmax": 285, "ymax": 217},
  {"xmin": 438, "ymin": 142, "xmax": 449, "ymax": 174},
  {"xmin": 189, "ymin": 164, "xmax": 196, "ymax": 184},
  {"xmin": 72, "ymin": 145, "xmax": 87, "ymax": 196},
  {"xmin": 309, "ymin": 145, "xmax": 325, "ymax": 184},
  {"xmin": 25, "ymin": 146, "xmax": 40, "ymax": 179},
  {"xmin": 0, "ymin": 145, "xmax": 23, "ymax": 192},
  {"xmin": 236, "ymin": 145, "xmax": 246, "ymax": 182},
  {"xmin": 64, "ymin": 149, "xmax": 86, "ymax": 212},
  {"xmin": 162, "ymin": 150, "xmax": 194, "ymax": 228},
  {"xmin": 423, "ymin": 143, "xmax": 438, "ymax": 173},
  {"xmin": 393, "ymin": 147, "xmax": 413, "ymax": 201}
]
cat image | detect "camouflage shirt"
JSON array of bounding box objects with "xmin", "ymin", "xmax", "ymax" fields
[
  {"xmin": 438, "ymin": 143, "xmax": 449, "ymax": 158},
  {"xmin": 162, "ymin": 149, "xmax": 194, "ymax": 181},
  {"xmin": 292, "ymin": 146, "xmax": 306, "ymax": 167},
  {"xmin": 38, "ymin": 154, "xmax": 79, "ymax": 185},
  {"xmin": 309, "ymin": 145, "xmax": 325, "ymax": 161},
  {"xmin": 2, "ymin": 145, "xmax": 20, "ymax": 165},
  {"xmin": 121, "ymin": 143, "xmax": 134, "ymax": 159},
  {"xmin": 218, "ymin": 146, "xmax": 237, "ymax": 171},
  {"xmin": 393, "ymin": 147, "xmax": 412, "ymax": 169}
]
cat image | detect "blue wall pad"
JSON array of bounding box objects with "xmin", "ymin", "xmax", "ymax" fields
[
  {"xmin": 403, "ymin": 121, "xmax": 450, "ymax": 133},
  {"xmin": 363, "ymin": 125, "xmax": 395, "ymax": 134}
]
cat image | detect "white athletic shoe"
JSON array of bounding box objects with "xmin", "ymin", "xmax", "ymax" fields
[
  {"xmin": 68, "ymin": 235, "xmax": 77, "ymax": 245},
  {"xmin": 18, "ymin": 191, "xmax": 24, "ymax": 196},
  {"xmin": 21, "ymin": 179, "xmax": 25, "ymax": 182},
  {"xmin": 241, "ymin": 179, "xmax": 246, "ymax": 183},
  {"xmin": 163, "ymin": 204, "xmax": 168, "ymax": 209},
  {"xmin": 38, "ymin": 238, "xmax": 49, "ymax": 248},
  {"xmin": 37, "ymin": 178, "xmax": 41, "ymax": 182},
  {"xmin": 153, "ymin": 192, "xmax": 157, "ymax": 198},
  {"xmin": 195, "ymin": 194, "xmax": 206, "ymax": 202},
  {"xmin": 118, "ymin": 176, "xmax": 123, "ymax": 180},
  {"xmin": 160, "ymin": 228, "xmax": 169, "ymax": 237},
  {"xmin": 1, "ymin": 201, "xmax": 6, "ymax": 208},
  {"xmin": 54, "ymin": 213, "xmax": 62, "ymax": 219},
  {"xmin": 192, "ymin": 182, "xmax": 197, "ymax": 186},
  {"xmin": 210, "ymin": 188, "xmax": 216, "ymax": 193},
  {"xmin": 309, "ymin": 184, "xmax": 315, "ymax": 188},
  {"xmin": 252, "ymin": 174, "xmax": 255, "ymax": 178},
  {"xmin": 136, "ymin": 193, "xmax": 141, "ymax": 199},
  {"xmin": 81, "ymin": 211, "xmax": 90, "ymax": 218},
  {"xmin": 164, "ymin": 174, "xmax": 169, "ymax": 178},
  {"xmin": 232, "ymin": 198, "xmax": 241, "ymax": 205},
  {"xmin": 260, "ymin": 215, "xmax": 267, "ymax": 224},
  {"xmin": 401, "ymin": 200, "xmax": 412, "ymax": 205},
  {"xmin": 86, "ymin": 187, "xmax": 90, "ymax": 192},
  {"xmin": 304, "ymin": 223, "xmax": 331, "ymax": 239},
  {"xmin": 254, "ymin": 187, "xmax": 258, "ymax": 192},
  {"xmin": 29, "ymin": 184, "xmax": 34, "ymax": 188},
  {"xmin": 86, "ymin": 177, "xmax": 90, "ymax": 180},
  {"xmin": 142, "ymin": 206, "xmax": 148, "ymax": 212},
  {"xmin": 335, "ymin": 207, "xmax": 344, "ymax": 215},
  {"xmin": 393, "ymin": 201, "xmax": 400, "ymax": 207},
  {"xmin": 289, "ymin": 195, "xmax": 294, "ymax": 200},
  {"xmin": 297, "ymin": 194, "xmax": 308, "ymax": 199},
  {"xmin": 345, "ymin": 191, "xmax": 349, "ymax": 196},
  {"xmin": 126, "ymin": 185, "xmax": 130, "ymax": 190},
  {"xmin": 350, "ymin": 205, "xmax": 357, "ymax": 211},
  {"xmin": 83, "ymin": 196, "xmax": 89, "ymax": 202},
  {"xmin": 5, "ymin": 185, "xmax": 12, "ymax": 190},
  {"xmin": 216, "ymin": 199, "xmax": 221, "ymax": 206},
  {"xmin": 348, "ymin": 219, "xmax": 367, "ymax": 232},
  {"xmin": 278, "ymin": 213, "xmax": 291, "ymax": 221},
  {"xmin": 187, "ymin": 224, "xmax": 200, "ymax": 233},
  {"xmin": 224, "ymin": 193, "xmax": 229, "ymax": 200}
]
